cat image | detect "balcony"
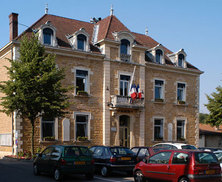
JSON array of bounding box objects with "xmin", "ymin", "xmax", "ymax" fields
[
  {"xmin": 120, "ymin": 54, "xmax": 131, "ymax": 62},
  {"xmin": 110, "ymin": 95, "xmax": 144, "ymax": 109}
]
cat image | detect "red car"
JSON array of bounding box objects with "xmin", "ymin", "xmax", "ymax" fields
[{"xmin": 133, "ymin": 149, "xmax": 221, "ymax": 182}]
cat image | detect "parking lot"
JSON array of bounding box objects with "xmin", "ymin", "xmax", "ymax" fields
[{"xmin": 0, "ymin": 158, "xmax": 134, "ymax": 182}]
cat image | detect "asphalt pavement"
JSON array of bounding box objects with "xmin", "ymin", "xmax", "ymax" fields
[{"xmin": 0, "ymin": 158, "xmax": 134, "ymax": 182}]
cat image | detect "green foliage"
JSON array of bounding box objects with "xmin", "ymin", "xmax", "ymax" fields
[
  {"xmin": 0, "ymin": 35, "xmax": 70, "ymax": 120},
  {"xmin": 199, "ymin": 113, "xmax": 208, "ymax": 123},
  {"xmin": 205, "ymin": 86, "xmax": 222, "ymax": 127},
  {"xmin": 0, "ymin": 35, "xmax": 70, "ymax": 155}
]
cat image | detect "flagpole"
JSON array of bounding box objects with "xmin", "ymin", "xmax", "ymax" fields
[{"xmin": 130, "ymin": 66, "xmax": 136, "ymax": 88}]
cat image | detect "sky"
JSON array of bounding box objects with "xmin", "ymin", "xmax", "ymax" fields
[{"xmin": 0, "ymin": 0, "xmax": 221, "ymax": 113}]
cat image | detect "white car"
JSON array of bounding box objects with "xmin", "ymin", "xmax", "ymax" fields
[{"xmin": 152, "ymin": 142, "xmax": 197, "ymax": 150}]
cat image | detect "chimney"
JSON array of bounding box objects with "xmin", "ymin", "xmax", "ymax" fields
[{"xmin": 9, "ymin": 13, "xmax": 18, "ymax": 41}]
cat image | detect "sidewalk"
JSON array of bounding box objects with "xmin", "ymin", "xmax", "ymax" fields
[{"xmin": 0, "ymin": 151, "xmax": 12, "ymax": 159}]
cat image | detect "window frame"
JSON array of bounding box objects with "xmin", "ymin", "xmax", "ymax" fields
[
  {"xmin": 155, "ymin": 49, "xmax": 163, "ymax": 64},
  {"xmin": 119, "ymin": 74, "xmax": 131, "ymax": 96},
  {"xmin": 178, "ymin": 54, "xmax": 185, "ymax": 67},
  {"xmin": 175, "ymin": 117, "xmax": 187, "ymax": 141},
  {"xmin": 43, "ymin": 28, "xmax": 53, "ymax": 45},
  {"xmin": 153, "ymin": 118, "xmax": 164, "ymax": 141},
  {"xmin": 177, "ymin": 82, "xmax": 186, "ymax": 102},
  {"xmin": 74, "ymin": 112, "xmax": 91, "ymax": 141},
  {"xmin": 77, "ymin": 34, "xmax": 87, "ymax": 51},
  {"xmin": 154, "ymin": 79, "xmax": 165, "ymax": 100},
  {"xmin": 41, "ymin": 117, "xmax": 55, "ymax": 140}
]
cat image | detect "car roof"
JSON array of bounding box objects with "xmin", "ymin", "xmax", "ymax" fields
[
  {"xmin": 154, "ymin": 149, "xmax": 211, "ymax": 154},
  {"xmin": 153, "ymin": 143, "xmax": 195, "ymax": 147}
]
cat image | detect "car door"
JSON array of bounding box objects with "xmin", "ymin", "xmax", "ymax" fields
[
  {"xmin": 93, "ymin": 147, "xmax": 104, "ymax": 168},
  {"xmin": 144, "ymin": 151, "xmax": 172, "ymax": 181},
  {"xmin": 137, "ymin": 148, "xmax": 149, "ymax": 162},
  {"xmin": 38, "ymin": 147, "xmax": 54, "ymax": 172},
  {"xmin": 48, "ymin": 147, "xmax": 61, "ymax": 173},
  {"xmin": 168, "ymin": 152, "xmax": 189, "ymax": 181}
]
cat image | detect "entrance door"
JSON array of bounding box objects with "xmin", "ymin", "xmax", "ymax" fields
[{"xmin": 119, "ymin": 115, "xmax": 130, "ymax": 147}]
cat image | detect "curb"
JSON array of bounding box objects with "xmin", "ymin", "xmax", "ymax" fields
[{"xmin": 2, "ymin": 156, "xmax": 33, "ymax": 162}]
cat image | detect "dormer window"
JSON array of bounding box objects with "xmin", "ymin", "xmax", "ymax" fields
[
  {"xmin": 178, "ymin": 54, "xmax": 185, "ymax": 67},
  {"xmin": 77, "ymin": 34, "xmax": 87, "ymax": 50},
  {"xmin": 120, "ymin": 39, "xmax": 130, "ymax": 62},
  {"xmin": 156, "ymin": 49, "xmax": 163, "ymax": 64},
  {"xmin": 43, "ymin": 28, "xmax": 53, "ymax": 45}
]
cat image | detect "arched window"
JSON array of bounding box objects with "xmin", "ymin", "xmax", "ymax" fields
[
  {"xmin": 156, "ymin": 49, "xmax": 163, "ymax": 64},
  {"xmin": 120, "ymin": 39, "xmax": 130, "ymax": 55},
  {"xmin": 77, "ymin": 34, "xmax": 87, "ymax": 50},
  {"xmin": 178, "ymin": 54, "xmax": 184, "ymax": 67},
  {"xmin": 43, "ymin": 28, "xmax": 53, "ymax": 45},
  {"xmin": 120, "ymin": 39, "xmax": 130, "ymax": 61}
]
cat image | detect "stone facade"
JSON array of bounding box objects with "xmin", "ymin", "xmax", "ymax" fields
[{"xmin": 0, "ymin": 13, "xmax": 202, "ymax": 155}]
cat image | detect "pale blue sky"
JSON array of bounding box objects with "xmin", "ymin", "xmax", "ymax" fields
[{"xmin": 0, "ymin": 0, "xmax": 221, "ymax": 113}]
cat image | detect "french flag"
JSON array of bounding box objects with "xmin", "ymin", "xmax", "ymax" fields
[
  {"xmin": 130, "ymin": 84, "xmax": 137, "ymax": 100},
  {"xmin": 136, "ymin": 84, "xmax": 142, "ymax": 99}
]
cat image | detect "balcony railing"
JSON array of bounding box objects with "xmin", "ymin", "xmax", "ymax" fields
[
  {"xmin": 110, "ymin": 95, "xmax": 144, "ymax": 109},
  {"xmin": 120, "ymin": 54, "xmax": 131, "ymax": 62}
]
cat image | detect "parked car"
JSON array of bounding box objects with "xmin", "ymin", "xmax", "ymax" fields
[
  {"xmin": 89, "ymin": 146, "xmax": 137, "ymax": 177},
  {"xmin": 153, "ymin": 142, "xmax": 197, "ymax": 150},
  {"xmin": 131, "ymin": 147, "xmax": 166, "ymax": 162},
  {"xmin": 214, "ymin": 150, "xmax": 222, "ymax": 168},
  {"xmin": 133, "ymin": 149, "xmax": 221, "ymax": 182},
  {"xmin": 199, "ymin": 147, "xmax": 221, "ymax": 152},
  {"xmin": 33, "ymin": 145, "xmax": 95, "ymax": 181}
]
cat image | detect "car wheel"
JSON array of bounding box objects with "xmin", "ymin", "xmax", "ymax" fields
[
  {"xmin": 33, "ymin": 164, "xmax": 40, "ymax": 176},
  {"xmin": 134, "ymin": 170, "xmax": 146, "ymax": 182},
  {"xmin": 54, "ymin": 169, "xmax": 62, "ymax": 181},
  {"xmin": 85, "ymin": 172, "xmax": 94, "ymax": 180},
  {"xmin": 179, "ymin": 177, "xmax": 189, "ymax": 182},
  {"xmin": 101, "ymin": 166, "xmax": 110, "ymax": 177}
]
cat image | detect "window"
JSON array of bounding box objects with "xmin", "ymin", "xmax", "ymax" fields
[
  {"xmin": 178, "ymin": 54, "xmax": 184, "ymax": 67},
  {"xmin": 156, "ymin": 49, "xmax": 163, "ymax": 64},
  {"xmin": 149, "ymin": 152, "xmax": 172, "ymax": 164},
  {"xmin": 120, "ymin": 39, "xmax": 130, "ymax": 61},
  {"xmin": 177, "ymin": 120, "xmax": 185, "ymax": 140},
  {"xmin": 42, "ymin": 117, "xmax": 54, "ymax": 139},
  {"xmin": 43, "ymin": 28, "xmax": 53, "ymax": 45},
  {"xmin": 172, "ymin": 152, "xmax": 189, "ymax": 164},
  {"xmin": 138, "ymin": 148, "xmax": 149, "ymax": 157},
  {"xmin": 75, "ymin": 114, "xmax": 88, "ymax": 139},
  {"xmin": 177, "ymin": 83, "xmax": 186, "ymax": 102},
  {"xmin": 155, "ymin": 80, "xmax": 164, "ymax": 100},
  {"xmin": 154, "ymin": 119, "xmax": 163, "ymax": 140},
  {"xmin": 76, "ymin": 69, "xmax": 88, "ymax": 94},
  {"xmin": 77, "ymin": 34, "xmax": 87, "ymax": 50},
  {"xmin": 120, "ymin": 75, "xmax": 130, "ymax": 96}
]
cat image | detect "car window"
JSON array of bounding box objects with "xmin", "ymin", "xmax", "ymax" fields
[
  {"xmin": 104, "ymin": 148, "xmax": 110, "ymax": 156},
  {"xmin": 149, "ymin": 152, "xmax": 172, "ymax": 164},
  {"xmin": 215, "ymin": 153, "xmax": 222, "ymax": 162},
  {"xmin": 89, "ymin": 146, "xmax": 96, "ymax": 153},
  {"xmin": 138, "ymin": 148, "xmax": 149, "ymax": 157},
  {"xmin": 64, "ymin": 147, "xmax": 80, "ymax": 157},
  {"xmin": 172, "ymin": 152, "xmax": 189, "ymax": 164},
  {"xmin": 42, "ymin": 147, "xmax": 54, "ymax": 156},
  {"xmin": 131, "ymin": 148, "xmax": 139, "ymax": 154},
  {"xmin": 195, "ymin": 152, "xmax": 218, "ymax": 164},
  {"xmin": 181, "ymin": 145, "xmax": 196, "ymax": 150},
  {"xmin": 110, "ymin": 147, "xmax": 134, "ymax": 156},
  {"xmin": 79, "ymin": 147, "xmax": 91, "ymax": 156},
  {"xmin": 51, "ymin": 147, "xmax": 61, "ymax": 158},
  {"xmin": 94, "ymin": 147, "xmax": 104, "ymax": 157},
  {"xmin": 153, "ymin": 144, "xmax": 163, "ymax": 148}
]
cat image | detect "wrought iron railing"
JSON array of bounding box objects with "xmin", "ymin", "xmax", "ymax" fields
[{"xmin": 110, "ymin": 95, "xmax": 144, "ymax": 108}]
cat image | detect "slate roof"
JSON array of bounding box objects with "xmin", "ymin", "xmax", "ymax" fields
[{"xmin": 15, "ymin": 13, "xmax": 199, "ymax": 70}]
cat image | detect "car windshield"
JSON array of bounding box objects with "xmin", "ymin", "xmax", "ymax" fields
[
  {"xmin": 195, "ymin": 152, "xmax": 218, "ymax": 164},
  {"xmin": 64, "ymin": 146, "xmax": 91, "ymax": 157},
  {"xmin": 131, "ymin": 148, "xmax": 139, "ymax": 154},
  {"xmin": 110, "ymin": 147, "xmax": 134, "ymax": 156},
  {"xmin": 181, "ymin": 145, "xmax": 196, "ymax": 150}
]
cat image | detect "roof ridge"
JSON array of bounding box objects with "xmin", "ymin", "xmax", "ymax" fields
[{"xmin": 104, "ymin": 15, "xmax": 113, "ymax": 39}]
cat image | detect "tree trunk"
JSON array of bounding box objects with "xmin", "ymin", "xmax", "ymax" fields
[{"xmin": 31, "ymin": 119, "xmax": 34, "ymax": 157}]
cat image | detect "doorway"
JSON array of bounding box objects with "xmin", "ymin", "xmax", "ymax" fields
[{"xmin": 119, "ymin": 115, "xmax": 130, "ymax": 147}]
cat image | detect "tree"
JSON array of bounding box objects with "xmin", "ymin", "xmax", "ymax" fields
[
  {"xmin": 0, "ymin": 35, "xmax": 70, "ymax": 156},
  {"xmin": 205, "ymin": 86, "xmax": 222, "ymax": 127},
  {"xmin": 199, "ymin": 113, "xmax": 208, "ymax": 124}
]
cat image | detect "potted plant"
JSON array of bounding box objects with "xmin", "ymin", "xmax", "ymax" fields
[
  {"xmin": 77, "ymin": 91, "xmax": 89, "ymax": 96},
  {"xmin": 43, "ymin": 136, "xmax": 55, "ymax": 141},
  {"xmin": 77, "ymin": 136, "xmax": 88, "ymax": 141},
  {"xmin": 178, "ymin": 100, "xmax": 186, "ymax": 104},
  {"xmin": 155, "ymin": 98, "xmax": 164, "ymax": 102}
]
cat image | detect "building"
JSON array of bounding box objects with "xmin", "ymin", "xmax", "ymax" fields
[
  {"xmin": 0, "ymin": 9, "xmax": 203, "ymax": 155},
  {"xmin": 199, "ymin": 123, "xmax": 222, "ymax": 148}
]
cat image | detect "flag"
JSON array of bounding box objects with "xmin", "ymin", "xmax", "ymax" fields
[
  {"xmin": 136, "ymin": 84, "xmax": 142, "ymax": 99},
  {"xmin": 130, "ymin": 84, "xmax": 137, "ymax": 100}
]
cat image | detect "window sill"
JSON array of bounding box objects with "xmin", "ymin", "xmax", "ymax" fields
[
  {"xmin": 74, "ymin": 93, "xmax": 91, "ymax": 98},
  {"xmin": 74, "ymin": 140, "xmax": 91, "ymax": 143},
  {"xmin": 174, "ymin": 102, "xmax": 188, "ymax": 107},
  {"xmin": 153, "ymin": 99, "xmax": 165, "ymax": 104},
  {"xmin": 40, "ymin": 140, "xmax": 58, "ymax": 144}
]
